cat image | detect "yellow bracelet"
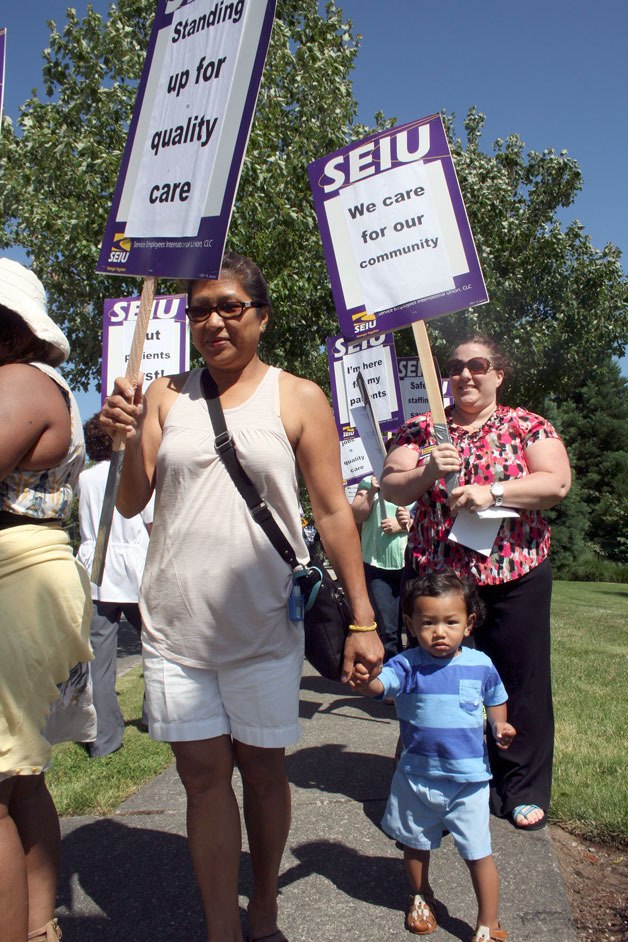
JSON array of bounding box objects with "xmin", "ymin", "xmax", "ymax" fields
[{"xmin": 348, "ymin": 621, "xmax": 378, "ymax": 632}]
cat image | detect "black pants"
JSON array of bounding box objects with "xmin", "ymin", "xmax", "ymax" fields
[
  {"xmin": 475, "ymin": 560, "xmax": 554, "ymax": 817},
  {"xmin": 364, "ymin": 562, "xmax": 404, "ymax": 662}
]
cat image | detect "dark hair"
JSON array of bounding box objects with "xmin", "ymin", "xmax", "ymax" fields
[
  {"xmin": 402, "ymin": 570, "xmax": 486, "ymax": 626},
  {"xmin": 384, "ymin": 436, "xmax": 396, "ymax": 454},
  {"xmin": 451, "ymin": 334, "xmax": 510, "ymax": 375},
  {"xmin": 449, "ymin": 335, "xmax": 511, "ymax": 401},
  {"xmin": 0, "ymin": 304, "xmax": 57, "ymax": 366},
  {"xmin": 83, "ymin": 413, "xmax": 113, "ymax": 462},
  {"xmin": 184, "ymin": 251, "xmax": 272, "ymax": 317}
]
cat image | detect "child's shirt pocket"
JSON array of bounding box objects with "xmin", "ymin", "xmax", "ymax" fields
[{"xmin": 459, "ymin": 679, "xmax": 482, "ymax": 714}]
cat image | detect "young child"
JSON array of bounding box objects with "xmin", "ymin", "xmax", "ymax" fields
[{"xmin": 355, "ymin": 570, "xmax": 516, "ymax": 941}]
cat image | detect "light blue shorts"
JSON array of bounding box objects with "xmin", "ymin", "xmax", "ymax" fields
[
  {"xmin": 381, "ymin": 770, "xmax": 492, "ymax": 861},
  {"xmin": 142, "ymin": 637, "xmax": 303, "ymax": 749}
]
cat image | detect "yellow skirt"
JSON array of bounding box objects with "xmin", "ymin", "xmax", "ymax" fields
[{"xmin": 0, "ymin": 524, "xmax": 93, "ymax": 777}]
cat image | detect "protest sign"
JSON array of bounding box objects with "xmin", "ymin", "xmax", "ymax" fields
[
  {"xmin": 327, "ymin": 332, "xmax": 402, "ymax": 484},
  {"xmin": 0, "ymin": 29, "xmax": 6, "ymax": 131},
  {"xmin": 97, "ymin": 0, "xmax": 276, "ymax": 279},
  {"xmin": 339, "ymin": 432, "xmax": 372, "ymax": 487},
  {"xmin": 101, "ymin": 293, "xmax": 188, "ymax": 404},
  {"xmin": 308, "ymin": 114, "xmax": 488, "ymax": 340},
  {"xmin": 92, "ymin": 0, "xmax": 276, "ymax": 583},
  {"xmin": 327, "ymin": 332, "xmax": 402, "ymax": 435},
  {"xmin": 397, "ymin": 356, "xmax": 452, "ymax": 421}
]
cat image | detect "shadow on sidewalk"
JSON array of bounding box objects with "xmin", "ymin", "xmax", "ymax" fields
[{"xmin": 59, "ymin": 818, "xmax": 211, "ymax": 940}]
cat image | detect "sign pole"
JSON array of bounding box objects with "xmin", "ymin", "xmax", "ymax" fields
[
  {"xmin": 91, "ymin": 276, "xmax": 157, "ymax": 583},
  {"xmin": 411, "ymin": 319, "xmax": 458, "ymax": 494},
  {"xmin": 356, "ymin": 369, "xmax": 389, "ymax": 514},
  {"xmin": 91, "ymin": 0, "xmax": 278, "ymax": 580}
]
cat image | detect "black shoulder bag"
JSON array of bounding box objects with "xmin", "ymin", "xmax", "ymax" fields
[{"xmin": 200, "ymin": 368, "xmax": 350, "ymax": 681}]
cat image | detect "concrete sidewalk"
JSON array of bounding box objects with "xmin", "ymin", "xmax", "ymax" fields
[{"xmin": 57, "ymin": 656, "xmax": 577, "ymax": 942}]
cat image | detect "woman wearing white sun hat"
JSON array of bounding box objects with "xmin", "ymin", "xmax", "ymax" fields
[{"xmin": 0, "ymin": 258, "xmax": 93, "ymax": 942}]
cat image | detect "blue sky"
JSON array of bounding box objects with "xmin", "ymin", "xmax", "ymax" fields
[{"xmin": 1, "ymin": 0, "xmax": 626, "ymax": 415}]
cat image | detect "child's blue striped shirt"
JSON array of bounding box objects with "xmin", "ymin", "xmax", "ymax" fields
[{"xmin": 377, "ymin": 647, "xmax": 507, "ymax": 782}]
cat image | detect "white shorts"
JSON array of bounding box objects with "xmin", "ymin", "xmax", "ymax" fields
[{"xmin": 142, "ymin": 638, "xmax": 304, "ymax": 749}]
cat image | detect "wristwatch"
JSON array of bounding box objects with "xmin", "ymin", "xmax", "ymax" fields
[{"xmin": 490, "ymin": 483, "xmax": 505, "ymax": 507}]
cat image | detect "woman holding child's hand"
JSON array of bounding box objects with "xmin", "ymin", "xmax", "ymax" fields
[
  {"xmin": 381, "ymin": 336, "xmax": 570, "ymax": 832},
  {"xmin": 101, "ymin": 252, "xmax": 381, "ymax": 942}
]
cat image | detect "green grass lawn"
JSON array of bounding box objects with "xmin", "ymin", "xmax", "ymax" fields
[
  {"xmin": 550, "ymin": 582, "xmax": 627, "ymax": 845},
  {"xmin": 48, "ymin": 581, "xmax": 627, "ymax": 844},
  {"xmin": 47, "ymin": 665, "xmax": 172, "ymax": 817}
]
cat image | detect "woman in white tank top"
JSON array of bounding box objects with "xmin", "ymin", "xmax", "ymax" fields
[{"xmin": 102, "ymin": 252, "xmax": 383, "ymax": 942}]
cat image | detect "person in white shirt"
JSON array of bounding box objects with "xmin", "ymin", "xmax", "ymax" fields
[{"xmin": 77, "ymin": 414, "xmax": 153, "ymax": 757}]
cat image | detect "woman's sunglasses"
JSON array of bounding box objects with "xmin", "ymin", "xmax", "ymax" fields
[
  {"xmin": 446, "ymin": 357, "xmax": 494, "ymax": 377},
  {"xmin": 186, "ymin": 300, "xmax": 265, "ymax": 324}
]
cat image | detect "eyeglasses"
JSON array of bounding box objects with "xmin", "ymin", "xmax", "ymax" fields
[
  {"xmin": 186, "ymin": 300, "xmax": 266, "ymax": 323},
  {"xmin": 446, "ymin": 357, "xmax": 494, "ymax": 377}
]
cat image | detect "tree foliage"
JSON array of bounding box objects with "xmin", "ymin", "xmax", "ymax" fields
[
  {"xmin": 3, "ymin": 3, "xmax": 628, "ymax": 574},
  {"xmin": 548, "ymin": 358, "xmax": 628, "ymax": 565},
  {"xmin": 398, "ymin": 109, "xmax": 628, "ymax": 411},
  {"xmin": 0, "ymin": 0, "xmax": 369, "ymax": 390},
  {"xmin": 0, "ymin": 0, "xmax": 154, "ymax": 387},
  {"xmin": 1, "ymin": 3, "xmax": 626, "ymax": 430}
]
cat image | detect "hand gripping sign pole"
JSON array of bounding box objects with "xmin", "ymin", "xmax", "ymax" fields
[
  {"xmin": 91, "ymin": 277, "xmax": 157, "ymax": 584},
  {"xmin": 91, "ymin": 0, "xmax": 277, "ymax": 583},
  {"xmin": 308, "ymin": 113, "xmax": 488, "ymax": 497},
  {"xmin": 411, "ymin": 319, "xmax": 458, "ymax": 494}
]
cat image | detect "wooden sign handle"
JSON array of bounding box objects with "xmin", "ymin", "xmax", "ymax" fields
[
  {"xmin": 111, "ymin": 275, "xmax": 158, "ymax": 454},
  {"xmin": 91, "ymin": 276, "xmax": 157, "ymax": 584},
  {"xmin": 411, "ymin": 319, "xmax": 458, "ymax": 494}
]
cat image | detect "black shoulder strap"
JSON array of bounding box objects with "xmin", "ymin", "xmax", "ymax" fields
[{"xmin": 200, "ymin": 368, "xmax": 300, "ymax": 570}]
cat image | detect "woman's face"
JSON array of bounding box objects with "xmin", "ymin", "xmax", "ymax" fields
[
  {"xmin": 449, "ymin": 341, "xmax": 504, "ymax": 415},
  {"xmin": 187, "ymin": 276, "xmax": 268, "ymax": 372}
]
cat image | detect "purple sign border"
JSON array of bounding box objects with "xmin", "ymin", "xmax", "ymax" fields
[
  {"xmin": 326, "ymin": 332, "xmax": 404, "ymax": 438},
  {"xmin": 101, "ymin": 294, "xmax": 188, "ymax": 405},
  {"xmin": 308, "ymin": 114, "xmax": 488, "ymax": 340},
  {"xmin": 97, "ymin": 0, "xmax": 276, "ymax": 281},
  {"xmin": 0, "ymin": 29, "xmax": 6, "ymax": 125}
]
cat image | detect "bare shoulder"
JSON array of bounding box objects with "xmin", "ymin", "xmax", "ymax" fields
[
  {"xmin": 0, "ymin": 362, "xmax": 66, "ymax": 409},
  {"xmin": 279, "ymin": 371, "xmax": 328, "ymax": 410},
  {"xmin": 144, "ymin": 371, "xmax": 189, "ymax": 399},
  {"xmin": 0, "ymin": 361, "xmax": 56, "ymax": 389},
  {"xmin": 278, "ymin": 371, "xmax": 335, "ymax": 450},
  {"xmin": 143, "ymin": 371, "xmax": 190, "ymax": 421}
]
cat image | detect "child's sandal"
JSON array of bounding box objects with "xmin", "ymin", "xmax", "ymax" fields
[
  {"xmin": 471, "ymin": 924, "xmax": 508, "ymax": 942},
  {"xmin": 27, "ymin": 919, "xmax": 62, "ymax": 941},
  {"xmin": 405, "ymin": 893, "xmax": 437, "ymax": 934}
]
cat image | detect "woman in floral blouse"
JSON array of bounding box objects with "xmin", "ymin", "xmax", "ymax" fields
[{"xmin": 381, "ymin": 335, "xmax": 571, "ymax": 832}]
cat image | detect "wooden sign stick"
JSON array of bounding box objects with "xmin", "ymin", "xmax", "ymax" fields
[
  {"xmin": 90, "ymin": 275, "xmax": 158, "ymax": 584},
  {"xmin": 412, "ymin": 319, "xmax": 458, "ymax": 494}
]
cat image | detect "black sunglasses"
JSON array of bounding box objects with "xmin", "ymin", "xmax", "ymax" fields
[
  {"xmin": 446, "ymin": 357, "xmax": 494, "ymax": 377},
  {"xmin": 186, "ymin": 300, "xmax": 265, "ymax": 323}
]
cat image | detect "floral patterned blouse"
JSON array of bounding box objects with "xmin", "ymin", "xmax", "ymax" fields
[{"xmin": 393, "ymin": 405, "xmax": 561, "ymax": 586}]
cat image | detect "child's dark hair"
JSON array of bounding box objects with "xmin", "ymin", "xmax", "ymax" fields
[
  {"xmin": 402, "ymin": 570, "xmax": 486, "ymax": 626},
  {"xmin": 83, "ymin": 413, "xmax": 113, "ymax": 462}
]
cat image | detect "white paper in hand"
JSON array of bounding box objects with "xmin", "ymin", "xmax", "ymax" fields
[{"xmin": 448, "ymin": 507, "xmax": 519, "ymax": 556}]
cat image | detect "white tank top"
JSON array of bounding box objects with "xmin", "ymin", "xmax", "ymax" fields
[{"xmin": 140, "ymin": 366, "xmax": 308, "ymax": 668}]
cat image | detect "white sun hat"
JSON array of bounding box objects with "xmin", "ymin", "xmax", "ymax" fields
[{"xmin": 0, "ymin": 257, "xmax": 70, "ymax": 366}]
